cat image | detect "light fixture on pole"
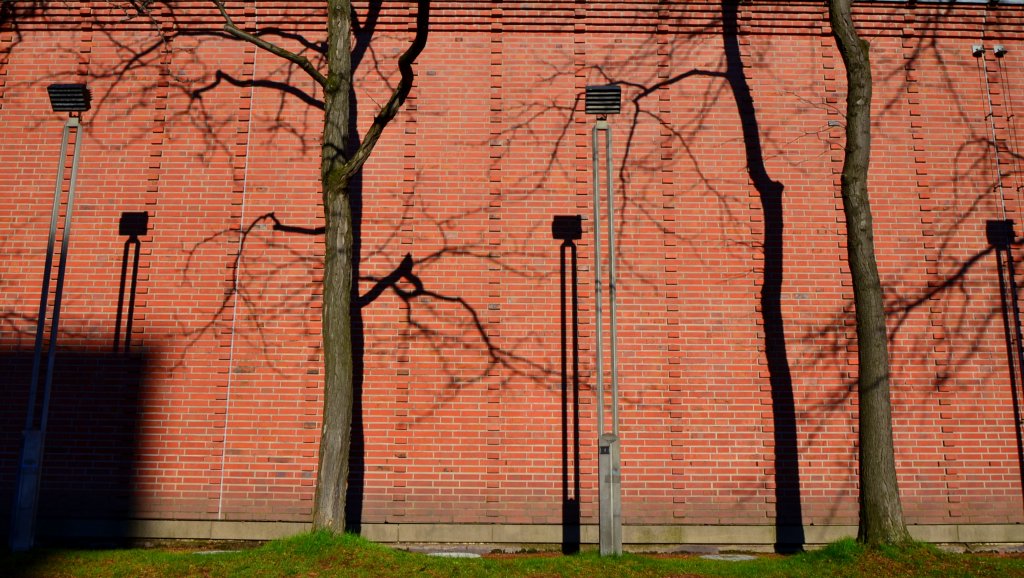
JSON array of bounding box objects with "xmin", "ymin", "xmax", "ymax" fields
[
  {"xmin": 10, "ymin": 83, "xmax": 91, "ymax": 552},
  {"xmin": 585, "ymin": 83, "xmax": 622, "ymax": 556},
  {"xmin": 46, "ymin": 83, "xmax": 92, "ymax": 111}
]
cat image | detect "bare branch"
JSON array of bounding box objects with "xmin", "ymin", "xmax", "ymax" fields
[{"xmin": 210, "ymin": 0, "xmax": 327, "ymax": 88}]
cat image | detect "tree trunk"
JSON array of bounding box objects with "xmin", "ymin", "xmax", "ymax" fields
[
  {"xmin": 313, "ymin": 0, "xmax": 355, "ymax": 533},
  {"xmin": 202, "ymin": 0, "xmax": 428, "ymax": 534},
  {"xmin": 828, "ymin": 0, "xmax": 911, "ymax": 545}
]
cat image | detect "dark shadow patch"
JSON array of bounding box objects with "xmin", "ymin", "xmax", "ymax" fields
[
  {"xmin": 988, "ymin": 219, "xmax": 1024, "ymax": 511},
  {"xmin": 553, "ymin": 215, "xmax": 583, "ymax": 554},
  {"xmin": 722, "ymin": 0, "xmax": 804, "ymax": 552},
  {"xmin": 2, "ymin": 349, "xmax": 148, "ymax": 546}
]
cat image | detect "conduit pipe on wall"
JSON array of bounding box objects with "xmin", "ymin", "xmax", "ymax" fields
[
  {"xmin": 976, "ymin": 43, "xmax": 1009, "ymax": 218},
  {"xmin": 994, "ymin": 46, "xmax": 1023, "ymax": 213}
]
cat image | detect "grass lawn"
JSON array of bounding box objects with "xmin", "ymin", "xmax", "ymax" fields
[{"xmin": 2, "ymin": 532, "xmax": 1024, "ymax": 577}]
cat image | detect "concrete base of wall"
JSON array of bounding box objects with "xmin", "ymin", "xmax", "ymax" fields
[
  {"xmin": 362, "ymin": 523, "xmax": 1024, "ymax": 549},
  {"xmin": 39, "ymin": 518, "xmax": 311, "ymax": 542},
  {"xmin": 38, "ymin": 518, "xmax": 1024, "ymax": 549}
]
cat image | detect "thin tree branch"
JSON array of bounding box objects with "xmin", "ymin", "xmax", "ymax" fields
[{"xmin": 210, "ymin": 0, "xmax": 327, "ymax": 88}]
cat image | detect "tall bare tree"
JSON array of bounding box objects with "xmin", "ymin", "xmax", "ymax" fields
[
  {"xmin": 828, "ymin": 0, "xmax": 910, "ymax": 545},
  {"xmin": 208, "ymin": 0, "xmax": 430, "ymax": 532}
]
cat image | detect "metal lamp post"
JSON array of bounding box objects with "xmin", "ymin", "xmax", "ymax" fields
[
  {"xmin": 585, "ymin": 84, "xmax": 622, "ymax": 556},
  {"xmin": 10, "ymin": 83, "xmax": 91, "ymax": 551}
]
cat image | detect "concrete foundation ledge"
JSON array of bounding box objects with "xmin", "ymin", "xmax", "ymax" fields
[
  {"xmin": 39, "ymin": 518, "xmax": 311, "ymax": 541},
  {"xmin": 37, "ymin": 519, "xmax": 1024, "ymax": 548},
  {"xmin": 364, "ymin": 523, "xmax": 1024, "ymax": 547}
]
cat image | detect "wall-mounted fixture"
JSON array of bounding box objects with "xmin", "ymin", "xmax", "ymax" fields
[
  {"xmin": 585, "ymin": 84, "xmax": 621, "ymax": 117},
  {"xmin": 46, "ymin": 83, "xmax": 91, "ymax": 112}
]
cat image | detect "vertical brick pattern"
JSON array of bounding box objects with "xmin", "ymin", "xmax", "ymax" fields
[{"xmin": 484, "ymin": 0, "xmax": 505, "ymax": 522}]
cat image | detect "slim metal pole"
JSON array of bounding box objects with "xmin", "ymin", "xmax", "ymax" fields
[
  {"xmin": 24, "ymin": 118, "xmax": 74, "ymax": 431},
  {"xmin": 592, "ymin": 121, "xmax": 605, "ymax": 437},
  {"xmin": 594, "ymin": 118, "xmax": 622, "ymax": 556},
  {"xmin": 605, "ymin": 124, "xmax": 619, "ymax": 437},
  {"xmin": 39, "ymin": 117, "xmax": 82, "ymax": 435},
  {"xmin": 10, "ymin": 116, "xmax": 82, "ymax": 552}
]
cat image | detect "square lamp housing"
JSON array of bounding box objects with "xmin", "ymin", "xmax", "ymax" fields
[
  {"xmin": 47, "ymin": 84, "xmax": 91, "ymax": 112},
  {"xmin": 586, "ymin": 84, "xmax": 621, "ymax": 116}
]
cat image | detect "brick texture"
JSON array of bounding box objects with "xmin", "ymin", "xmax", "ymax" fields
[{"xmin": 2, "ymin": 1, "xmax": 1024, "ymax": 531}]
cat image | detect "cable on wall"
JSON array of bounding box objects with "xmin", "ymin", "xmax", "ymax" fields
[
  {"xmin": 995, "ymin": 48, "xmax": 1024, "ymax": 215},
  {"xmin": 218, "ymin": 5, "xmax": 259, "ymax": 521},
  {"xmin": 978, "ymin": 41, "xmax": 1009, "ymax": 219}
]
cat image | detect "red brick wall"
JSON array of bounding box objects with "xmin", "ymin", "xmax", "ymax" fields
[{"xmin": 3, "ymin": 1, "xmax": 1024, "ymax": 532}]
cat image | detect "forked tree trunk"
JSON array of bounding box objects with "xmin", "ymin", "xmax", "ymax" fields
[
  {"xmin": 310, "ymin": 0, "xmax": 430, "ymax": 532},
  {"xmin": 828, "ymin": 0, "xmax": 911, "ymax": 545},
  {"xmin": 134, "ymin": 0, "xmax": 428, "ymax": 535}
]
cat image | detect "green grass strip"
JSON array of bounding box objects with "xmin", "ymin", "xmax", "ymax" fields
[{"xmin": 3, "ymin": 532, "xmax": 1023, "ymax": 577}]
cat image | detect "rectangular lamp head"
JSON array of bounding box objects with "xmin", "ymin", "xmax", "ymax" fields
[
  {"xmin": 585, "ymin": 84, "xmax": 621, "ymax": 116},
  {"xmin": 47, "ymin": 83, "xmax": 91, "ymax": 112}
]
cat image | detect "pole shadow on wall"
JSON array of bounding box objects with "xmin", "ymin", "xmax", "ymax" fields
[
  {"xmin": 987, "ymin": 219, "xmax": 1024, "ymax": 506},
  {"xmin": 553, "ymin": 215, "xmax": 582, "ymax": 553},
  {"xmin": 721, "ymin": 0, "xmax": 804, "ymax": 551},
  {"xmin": 114, "ymin": 211, "xmax": 148, "ymax": 353},
  {"xmin": 3, "ymin": 218, "xmax": 151, "ymax": 545}
]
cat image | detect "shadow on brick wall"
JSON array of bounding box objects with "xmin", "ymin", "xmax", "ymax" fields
[
  {"xmin": 721, "ymin": 0, "xmax": 804, "ymax": 552},
  {"xmin": 988, "ymin": 219, "xmax": 1024, "ymax": 508},
  {"xmin": 0, "ymin": 349, "xmax": 147, "ymax": 545},
  {"xmin": 554, "ymin": 215, "xmax": 583, "ymax": 553},
  {"xmin": 113, "ymin": 211, "xmax": 148, "ymax": 355}
]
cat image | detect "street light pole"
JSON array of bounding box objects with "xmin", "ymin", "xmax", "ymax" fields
[
  {"xmin": 10, "ymin": 84, "xmax": 90, "ymax": 552},
  {"xmin": 586, "ymin": 84, "xmax": 622, "ymax": 556}
]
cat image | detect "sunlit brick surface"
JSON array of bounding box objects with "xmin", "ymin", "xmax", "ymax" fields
[{"xmin": 2, "ymin": 1, "xmax": 1024, "ymax": 530}]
